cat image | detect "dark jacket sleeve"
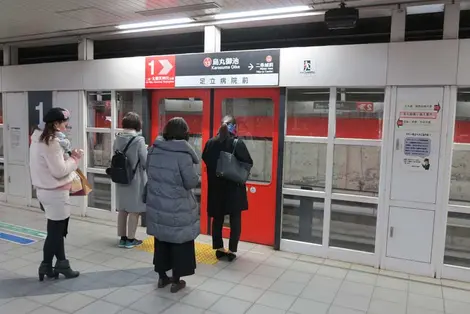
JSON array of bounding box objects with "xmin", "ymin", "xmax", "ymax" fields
[
  {"xmin": 202, "ymin": 141, "xmax": 209, "ymax": 166},
  {"xmin": 234, "ymin": 139, "xmax": 253, "ymax": 166},
  {"xmin": 179, "ymin": 153, "xmax": 199, "ymax": 190}
]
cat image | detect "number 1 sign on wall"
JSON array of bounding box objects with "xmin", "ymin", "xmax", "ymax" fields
[
  {"xmin": 145, "ymin": 55, "xmax": 176, "ymax": 89},
  {"xmin": 28, "ymin": 91, "xmax": 53, "ymax": 137}
]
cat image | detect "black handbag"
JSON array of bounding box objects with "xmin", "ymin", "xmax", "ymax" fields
[{"xmin": 216, "ymin": 139, "xmax": 252, "ymax": 184}]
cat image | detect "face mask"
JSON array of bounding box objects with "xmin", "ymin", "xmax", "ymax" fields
[{"xmin": 227, "ymin": 123, "xmax": 237, "ymax": 136}]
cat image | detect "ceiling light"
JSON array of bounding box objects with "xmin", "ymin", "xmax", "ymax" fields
[
  {"xmin": 118, "ymin": 22, "xmax": 203, "ymax": 34},
  {"xmin": 214, "ymin": 5, "xmax": 311, "ymax": 20},
  {"xmin": 213, "ymin": 11, "xmax": 324, "ymax": 25},
  {"xmin": 116, "ymin": 17, "xmax": 194, "ymax": 30},
  {"xmin": 406, "ymin": 4, "xmax": 445, "ymax": 15}
]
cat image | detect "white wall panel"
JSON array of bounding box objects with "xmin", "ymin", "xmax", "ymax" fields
[
  {"xmin": 387, "ymin": 40, "xmax": 459, "ymax": 86},
  {"xmin": 82, "ymin": 57, "xmax": 145, "ymax": 90},
  {"xmin": 279, "ymin": 44, "xmax": 388, "ymax": 87},
  {"xmin": 2, "ymin": 62, "xmax": 84, "ymax": 92},
  {"xmin": 457, "ymin": 39, "xmax": 470, "ymax": 86}
]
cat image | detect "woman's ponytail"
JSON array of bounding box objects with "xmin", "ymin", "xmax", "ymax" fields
[
  {"xmin": 217, "ymin": 115, "xmax": 237, "ymax": 141},
  {"xmin": 218, "ymin": 123, "xmax": 229, "ymax": 141}
]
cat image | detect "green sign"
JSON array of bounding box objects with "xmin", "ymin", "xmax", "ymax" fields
[{"xmin": 0, "ymin": 221, "xmax": 47, "ymax": 239}]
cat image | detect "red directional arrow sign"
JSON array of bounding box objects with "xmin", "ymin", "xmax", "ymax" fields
[{"xmin": 145, "ymin": 55, "xmax": 176, "ymax": 88}]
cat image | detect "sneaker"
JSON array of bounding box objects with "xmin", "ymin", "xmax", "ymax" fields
[
  {"xmin": 118, "ymin": 240, "xmax": 127, "ymax": 248},
  {"xmin": 125, "ymin": 239, "xmax": 143, "ymax": 249}
]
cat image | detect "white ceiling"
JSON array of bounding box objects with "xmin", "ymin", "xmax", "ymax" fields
[{"xmin": 0, "ymin": 0, "xmax": 456, "ymax": 44}]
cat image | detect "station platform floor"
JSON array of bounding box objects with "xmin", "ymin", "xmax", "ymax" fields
[{"xmin": 0, "ymin": 204, "xmax": 469, "ymax": 314}]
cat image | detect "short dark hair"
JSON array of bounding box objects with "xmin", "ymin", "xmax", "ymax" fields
[
  {"xmin": 122, "ymin": 112, "xmax": 142, "ymax": 132},
  {"xmin": 163, "ymin": 117, "xmax": 189, "ymax": 141}
]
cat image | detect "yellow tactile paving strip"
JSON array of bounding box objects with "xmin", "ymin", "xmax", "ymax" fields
[{"xmin": 137, "ymin": 237, "xmax": 219, "ymax": 265}]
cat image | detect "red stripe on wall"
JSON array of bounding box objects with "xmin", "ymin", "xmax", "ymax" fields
[
  {"xmin": 155, "ymin": 115, "xmax": 384, "ymax": 139},
  {"xmin": 97, "ymin": 113, "xmax": 470, "ymax": 143}
]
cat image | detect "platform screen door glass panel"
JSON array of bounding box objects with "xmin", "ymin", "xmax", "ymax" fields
[
  {"xmin": 117, "ymin": 91, "xmax": 145, "ymax": 128},
  {"xmin": 221, "ymin": 98, "xmax": 273, "ymax": 183},
  {"xmin": 445, "ymin": 88, "xmax": 470, "ymax": 268},
  {"xmin": 158, "ymin": 98, "xmax": 203, "ymax": 207},
  {"xmin": 87, "ymin": 92, "xmax": 111, "ymax": 128},
  {"xmin": 282, "ymin": 195, "xmax": 324, "ymax": 244}
]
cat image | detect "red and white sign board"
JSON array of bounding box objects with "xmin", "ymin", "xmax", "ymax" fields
[
  {"xmin": 145, "ymin": 55, "xmax": 176, "ymax": 88},
  {"xmin": 356, "ymin": 102, "xmax": 374, "ymax": 112}
]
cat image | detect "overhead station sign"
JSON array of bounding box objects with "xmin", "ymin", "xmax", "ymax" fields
[{"xmin": 144, "ymin": 49, "xmax": 280, "ymax": 89}]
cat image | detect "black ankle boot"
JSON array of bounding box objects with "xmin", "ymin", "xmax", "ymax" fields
[
  {"xmin": 54, "ymin": 259, "xmax": 80, "ymax": 279},
  {"xmin": 38, "ymin": 262, "xmax": 57, "ymax": 281},
  {"xmin": 170, "ymin": 280, "xmax": 186, "ymax": 293},
  {"xmin": 158, "ymin": 276, "xmax": 172, "ymax": 288}
]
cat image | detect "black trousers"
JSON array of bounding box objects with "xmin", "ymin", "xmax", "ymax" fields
[
  {"xmin": 212, "ymin": 212, "xmax": 241, "ymax": 253},
  {"xmin": 43, "ymin": 218, "xmax": 69, "ymax": 264}
]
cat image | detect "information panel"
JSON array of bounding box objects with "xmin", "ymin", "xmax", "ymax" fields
[{"xmin": 390, "ymin": 87, "xmax": 444, "ymax": 204}]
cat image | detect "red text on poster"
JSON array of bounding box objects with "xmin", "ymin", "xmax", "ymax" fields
[{"xmin": 145, "ymin": 55, "xmax": 176, "ymax": 88}]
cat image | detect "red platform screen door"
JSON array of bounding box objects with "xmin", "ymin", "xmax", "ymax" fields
[
  {"xmin": 150, "ymin": 89, "xmax": 211, "ymax": 234},
  {"xmin": 212, "ymin": 88, "xmax": 280, "ymax": 246}
]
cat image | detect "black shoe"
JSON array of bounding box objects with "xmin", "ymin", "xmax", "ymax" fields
[
  {"xmin": 170, "ymin": 280, "xmax": 186, "ymax": 293},
  {"xmin": 216, "ymin": 250, "xmax": 227, "ymax": 259},
  {"xmin": 38, "ymin": 262, "xmax": 58, "ymax": 281},
  {"xmin": 227, "ymin": 252, "xmax": 237, "ymax": 262},
  {"xmin": 158, "ymin": 277, "xmax": 172, "ymax": 288},
  {"xmin": 54, "ymin": 260, "xmax": 80, "ymax": 279}
]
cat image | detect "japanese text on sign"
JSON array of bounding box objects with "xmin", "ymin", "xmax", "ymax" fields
[
  {"xmin": 403, "ymin": 158, "xmax": 424, "ymax": 168},
  {"xmin": 400, "ymin": 111, "xmax": 437, "ymax": 119},
  {"xmin": 212, "ymin": 58, "xmax": 240, "ymax": 66},
  {"xmin": 198, "ymin": 76, "xmax": 250, "ymax": 85}
]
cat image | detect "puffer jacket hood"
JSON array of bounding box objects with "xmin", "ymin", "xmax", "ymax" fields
[{"xmin": 152, "ymin": 136, "xmax": 199, "ymax": 164}]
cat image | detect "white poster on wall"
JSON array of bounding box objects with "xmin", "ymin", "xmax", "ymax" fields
[
  {"xmin": 10, "ymin": 127, "xmax": 21, "ymax": 149},
  {"xmin": 390, "ymin": 87, "xmax": 444, "ymax": 204}
]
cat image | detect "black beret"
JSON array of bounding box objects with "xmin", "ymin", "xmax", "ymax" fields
[{"xmin": 43, "ymin": 107, "xmax": 70, "ymax": 123}]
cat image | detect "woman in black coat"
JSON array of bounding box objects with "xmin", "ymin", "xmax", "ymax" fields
[{"xmin": 202, "ymin": 115, "xmax": 253, "ymax": 261}]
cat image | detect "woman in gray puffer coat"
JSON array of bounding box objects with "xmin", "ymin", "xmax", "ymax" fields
[{"xmin": 146, "ymin": 117, "xmax": 199, "ymax": 294}]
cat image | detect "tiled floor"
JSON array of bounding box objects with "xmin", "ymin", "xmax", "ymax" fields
[{"xmin": 1, "ymin": 205, "xmax": 470, "ymax": 314}]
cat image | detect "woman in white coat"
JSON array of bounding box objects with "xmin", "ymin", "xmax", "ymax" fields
[{"xmin": 30, "ymin": 108, "xmax": 83, "ymax": 281}]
